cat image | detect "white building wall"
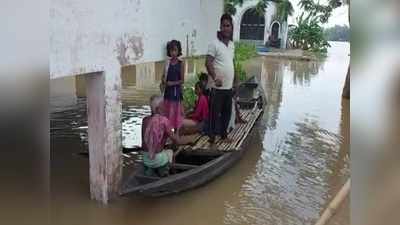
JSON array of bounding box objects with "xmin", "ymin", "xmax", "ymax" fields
[{"xmin": 50, "ymin": 0, "xmax": 223, "ymax": 79}]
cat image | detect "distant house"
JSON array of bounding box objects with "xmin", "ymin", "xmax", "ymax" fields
[{"xmin": 231, "ymin": 0, "xmax": 289, "ymax": 48}]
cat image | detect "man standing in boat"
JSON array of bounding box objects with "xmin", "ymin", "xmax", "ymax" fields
[{"xmin": 205, "ymin": 13, "xmax": 236, "ymax": 144}]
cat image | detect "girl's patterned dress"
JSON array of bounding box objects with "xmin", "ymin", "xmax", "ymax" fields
[{"xmin": 162, "ymin": 59, "xmax": 184, "ymax": 130}]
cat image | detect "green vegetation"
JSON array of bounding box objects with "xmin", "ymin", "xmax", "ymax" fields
[
  {"xmin": 234, "ymin": 41, "xmax": 257, "ymax": 82},
  {"xmin": 288, "ymin": 13, "xmax": 330, "ymax": 53},
  {"xmin": 182, "ymin": 75, "xmax": 198, "ymax": 110},
  {"xmin": 288, "ymin": 0, "xmax": 345, "ymax": 54},
  {"xmin": 324, "ymin": 25, "xmax": 350, "ymax": 42}
]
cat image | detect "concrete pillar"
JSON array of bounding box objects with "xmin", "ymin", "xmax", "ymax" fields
[
  {"xmin": 85, "ymin": 69, "xmax": 122, "ymax": 204},
  {"xmin": 281, "ymin": 21, "xmax": 288, "ymax": 49}
]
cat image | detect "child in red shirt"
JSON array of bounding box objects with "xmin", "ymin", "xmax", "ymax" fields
[{"xmin": 182, "ymin": 82, "xmax": 209, "ymax": 135}]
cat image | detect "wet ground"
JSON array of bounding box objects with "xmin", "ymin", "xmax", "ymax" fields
[{"xmin": 50, "ymin": 42, "xmax": 350, "ymax": 225}]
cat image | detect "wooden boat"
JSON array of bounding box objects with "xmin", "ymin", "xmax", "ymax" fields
[{"xmin": 120, "ymin": 77, "xmax": 264, "ymax": 197}]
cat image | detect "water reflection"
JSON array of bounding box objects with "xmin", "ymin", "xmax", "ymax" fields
[
  {"xmin": 223, "ymin": 42, "xmax": 350, "ymax": 225},
  {"xmin": 290, "ymin": 60, "xmax": 324, "ymax": 86},
  {"xmin": 224, "ymin": 117, "xmax": 345, "ymax": 225},
  {"xmin": 259, "ymin": 57, "xmax": 326, "ymax": 130},
  {"xmin": 121, "ymin": 106, "xmax": 150, "ymax": 148},
  {"xmin": 260, "ymin": 58, "xmax": 284, "ymax": 130}
]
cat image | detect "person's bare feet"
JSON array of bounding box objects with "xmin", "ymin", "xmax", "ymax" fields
[{"xmin": 236, "ymin": 117, "xmax": 247, "ymax": 124}]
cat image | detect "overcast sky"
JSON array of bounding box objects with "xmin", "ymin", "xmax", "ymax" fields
[{"xmin": 287, "ymin": 0, "xmax": 350, "ymax": 28}]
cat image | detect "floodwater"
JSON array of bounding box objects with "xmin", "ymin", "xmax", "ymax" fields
[{"xmin": 50, "ymin": 42, "xmax": 350, "ymax": 225}]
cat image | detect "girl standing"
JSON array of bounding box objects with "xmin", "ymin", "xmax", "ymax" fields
[{"xmin": 162, "ymin": 40, "xmax": 185, "ymax": 134}]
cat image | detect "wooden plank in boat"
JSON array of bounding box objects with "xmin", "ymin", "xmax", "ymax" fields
[
  {"xmin": 207, "ymin": 109, "xmax": 254, "ymax": 151},
  {"xmin": 180, "ymin": 150, "xmax": 224, "ymax": 157},
  {"xmin": 222, "ymin": 108, "xmax": 262, "ymax": 151},
  {"xmin": 221, "ymin": 109, "xmax": 253, "ymax": 150},
  {"xmin": 135, "ymin": 175, "xmax": 161, "ymax": 183},
  {"xmin": 220, "ymin": 108, "xmax": 259, "ymax": 151},
  {"xmin": 231, "ymin": 111, "xmax": 255, "ymax": 149},
  {"xmin": 176, "ymin": 103, "xmax": 262, "ymax": 154},
  {"xmin": 234, "ymin": 109, "xmax": 262, "ymax": 150},
  {"xmin": 173, "ymin": 163, "xmax": 198, "ymax": 170}
]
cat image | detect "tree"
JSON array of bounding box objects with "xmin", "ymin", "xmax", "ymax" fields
[
  {"xmin": 298, "ymin": 0, "xmax": 342, "ymax": 23},
  {"xmin": 324, "ymin": 25, "xmax": 350, "ymax": 42},
  {"xmin": 276, "ymin": 0, "xmax": 294, "ymax": 22},
  {"xmin": 224, "ymin": 0, "xmax": 245, "ymax": 15},
  {"xmin": 287, "ymin": 0, "xmax": 345, "ymax": 53},
  {"xmin": 288, "ymin": 13, "xmax": 330, "ymax": 52}
]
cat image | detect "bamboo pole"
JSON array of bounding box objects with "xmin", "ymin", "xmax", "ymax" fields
[
  {"xmin": 342, "ymin": 66, "xmax": 350, "ymax": 99},
  {"xmin": 314, "ymin": 179, "xmax": 351, "ymax": 225}
]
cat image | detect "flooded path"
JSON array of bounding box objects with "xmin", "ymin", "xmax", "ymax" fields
[{"xmin": 50, "ymin": 42, "xmax": 350, "ymax": 225}]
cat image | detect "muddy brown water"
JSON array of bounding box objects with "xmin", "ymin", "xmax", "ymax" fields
[{"xmin": 50, "ymin": 42, "xmax": 350, "ymax": 225}]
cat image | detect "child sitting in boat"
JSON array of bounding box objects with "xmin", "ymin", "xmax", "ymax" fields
[
  {"xmin": 182, "ymin": 81, "xmax": 209, "ymax": 135},
  {"xmin": 198, "ymin": 72, "xmax": 210, "ymax": 96},
  {"xmin": 142, "ymin": 95, "xmax": 188, "ymax": 177}
]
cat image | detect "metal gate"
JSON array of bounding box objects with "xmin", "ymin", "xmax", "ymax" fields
[{"xmin": 240, "ymin": 8, "xmax": 265, "ymax": 40}]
